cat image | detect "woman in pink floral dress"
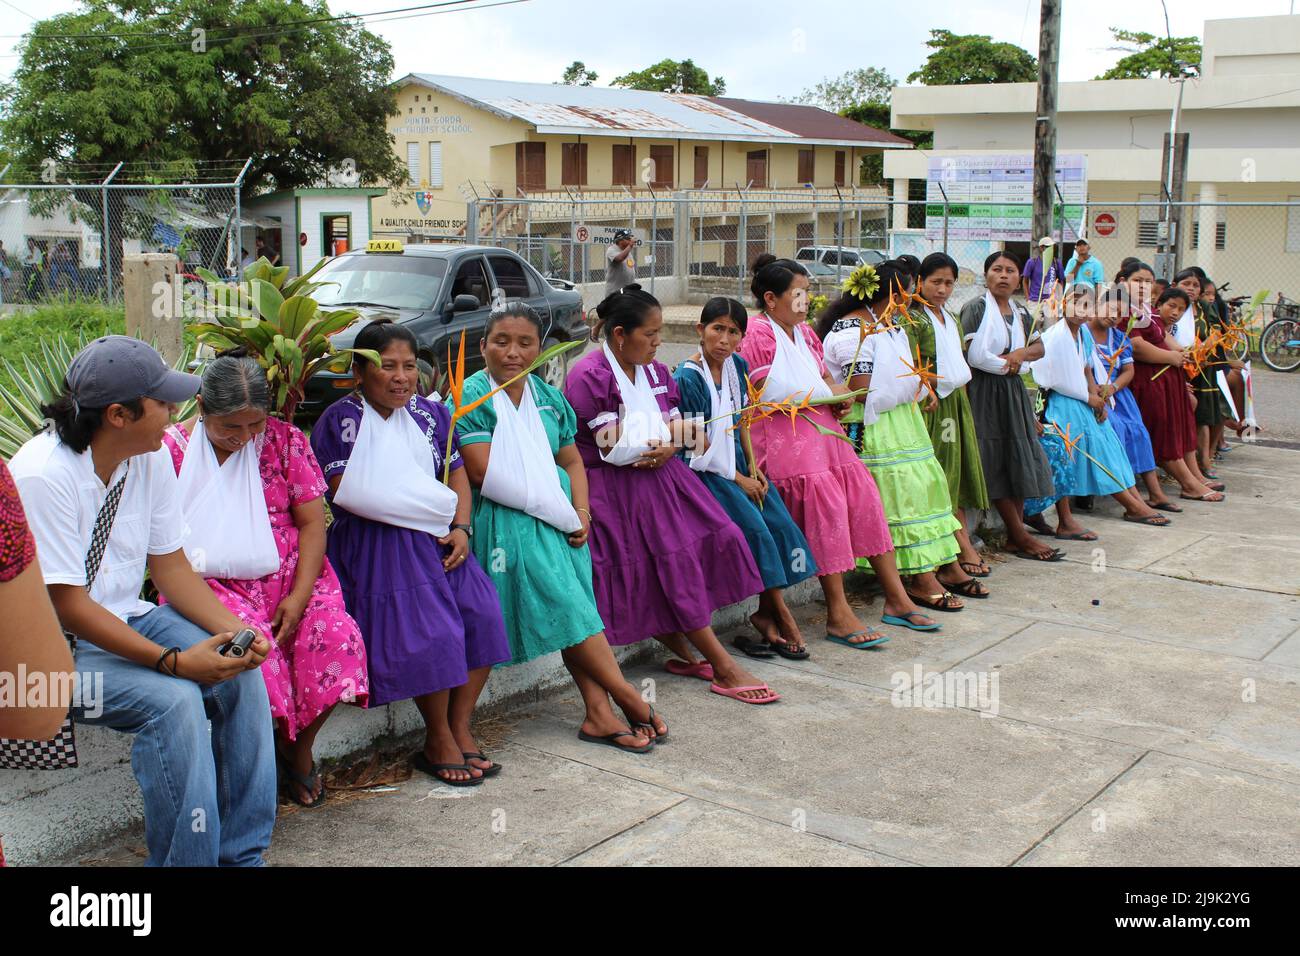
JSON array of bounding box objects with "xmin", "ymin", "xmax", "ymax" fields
[{"xmin": 162, "ymin": 351, "xmax": 368, "ymax": 807}]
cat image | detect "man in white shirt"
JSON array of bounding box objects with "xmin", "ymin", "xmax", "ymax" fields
[{"xmin": 9, "ymin": 336, "xmax": 277, "ymax": 866}]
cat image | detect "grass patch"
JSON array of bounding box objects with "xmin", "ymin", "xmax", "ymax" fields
[{"xmin": 0, "ymin": 300, "xmax": 127, "ymax": 394}]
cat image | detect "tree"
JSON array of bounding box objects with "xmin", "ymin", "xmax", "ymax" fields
[
  {"xmin": 907, "ymin": 29, "xmax": 1037, "ymax": 85},
  {"xmin": 788, "ymin": 68, "xmax": 931, "ymax": 186},
  {"xmin": 559, "ymin": 61, "xmax": 598, "ymax": 86},
  {"xmin": 796, "ymin": 67, "xmax": 895, "ymax": 114},
  {"xmin": 1096, "ymin": 29, "xmax": 1201, "ymax": 80},
  {"xmin": 612, "ymin": 59, "xmax": 726, "ymax": 96},
  {"xmin": 0, "ymin": 0, "xmax": 405, "ymax": 195}
]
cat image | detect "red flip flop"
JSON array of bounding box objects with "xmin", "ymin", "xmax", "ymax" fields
[
  {"xmin": 709, "ymin": 683, "xmax": 781, "ymax": 705},
  {"xmin": 665, "ymin": 659, "xmax": 714, "ymax": 681}
]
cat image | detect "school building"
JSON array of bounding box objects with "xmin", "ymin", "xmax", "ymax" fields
[{"xmin": 883, "ymin": 13, "xmax": 1300, "ymax": 298}]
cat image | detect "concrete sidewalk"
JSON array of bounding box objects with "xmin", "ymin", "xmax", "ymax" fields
[{"xmin": 68, "ymin": 441, "xmax": 1300, "ymax": 866}]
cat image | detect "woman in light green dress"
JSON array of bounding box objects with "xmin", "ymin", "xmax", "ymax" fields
[{"xmin": 454, "ymin": 304, "xmax": 667, "ymax": 752}]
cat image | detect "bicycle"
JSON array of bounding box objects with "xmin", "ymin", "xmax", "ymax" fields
[{"xmin": 1260, "ymin": 294, "xmax": 1300, "ymax": 372}]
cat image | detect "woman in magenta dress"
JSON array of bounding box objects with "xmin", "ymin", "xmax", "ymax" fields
[
  {"xmin": 738, "ymin": 256, "xmax": 935, "ymax": 646},
  {"xmin": 563, "ymin": 284, "xmax": 778, "ymax": 704},
  {"xmin": 162, "ymin": 351, "xmax": 368, "ymax": 807},
  {"xmin": 1128, "ymin": 288, "xmax": 1223, "ymax": 503}
]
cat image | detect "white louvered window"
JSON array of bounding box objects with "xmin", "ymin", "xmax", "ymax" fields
[
  {"xmin": 1190, "ymin": 196, "xmax": 1227, "ymax": 251},
  {"xmin": 428, "ymin": 142, "xmax": 443, "ymax": 189},
  {"xmin": 406, "ymin": 142, "xmax": 420, "ymax": 187},
  {"xmin": 1137, "ymin": 193, "xmax": 1160, "ymax": 248}
]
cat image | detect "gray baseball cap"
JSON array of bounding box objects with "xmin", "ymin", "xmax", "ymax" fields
[{"xmin": 66, "ymin": 336, "xmax": 201, "ymax": 407}]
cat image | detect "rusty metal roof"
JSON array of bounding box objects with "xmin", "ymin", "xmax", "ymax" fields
[
  {"xmin": 400, "ymin": 74, "xmax": 907, "ymax": 148},
  {"xmin": 708, "ymin": 97, "xmax": 914, "ymax": 147}
]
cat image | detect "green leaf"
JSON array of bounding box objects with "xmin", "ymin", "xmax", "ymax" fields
[
  {"xmin": 281, "ymin": 256, "xmax": 331, "ymax": 298},
  {"xmin": 248, "ymin": 279, "xmax": 285, "ymax": 325},
  {"xmin": 278, "ymin": 295, "xmax": 318, "ymax": 340}
]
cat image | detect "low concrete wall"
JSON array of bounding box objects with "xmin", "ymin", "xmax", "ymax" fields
[
  {"xmin": 576, "ymin": 276, "xmax": 686, "ymax": 312},
  {"xmin": 0, "ymin": 577, "xmax": 820, "ymax": 865}
]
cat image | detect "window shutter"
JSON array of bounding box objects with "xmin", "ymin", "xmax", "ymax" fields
[
  {"xmin": 406, "ymin": 142, "xmax": 421, "ymax": 187},
  {"xmin": 428, "ymin": 142, "xmax": 443, "ymax": 188}
]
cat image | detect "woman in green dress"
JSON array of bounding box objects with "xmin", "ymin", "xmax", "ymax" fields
[
  {"xmin": 907, "ymin": 253, "xmax": 993, "ymax": 584},
  {"xmin": 453, "ymin": 303, "xmax": 668, "ymax": 752}
]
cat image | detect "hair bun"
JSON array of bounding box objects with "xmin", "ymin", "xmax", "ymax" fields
[
  {"xmin": 751, "ymin": 253, "xmax": 777, "ymax": 274},
  {"xmin": 215, "ymin": 345, "xmax": 250, "ymax": 359}
]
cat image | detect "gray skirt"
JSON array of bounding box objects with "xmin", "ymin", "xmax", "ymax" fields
[{"xmin": 967, "ymin": 368, "xmax": 1055, "ymax": 501}]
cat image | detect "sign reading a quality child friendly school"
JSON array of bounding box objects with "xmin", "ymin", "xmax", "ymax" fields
[{"xmin": 924, "ymin": 154, "xmax": 1088, "ymax": 242}]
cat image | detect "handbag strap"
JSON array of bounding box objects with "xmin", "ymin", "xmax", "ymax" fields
[{"xmin": 64, "ymin": 460, "xmax": 130, "ymax": 653}]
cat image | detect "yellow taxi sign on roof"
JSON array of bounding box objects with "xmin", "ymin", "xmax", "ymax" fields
[{"xmin": 365, "ymin": 239, "xmax": 404, "ymax": 254}]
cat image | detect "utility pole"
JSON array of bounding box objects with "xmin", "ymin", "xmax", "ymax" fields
[
  {"xmin": 1158, "ymin": 74, "xmax": 1191, "ymax": 279},
  {"xmin": 1032, "ymin": 0, "xmax": 1062, "ymax": 249}
]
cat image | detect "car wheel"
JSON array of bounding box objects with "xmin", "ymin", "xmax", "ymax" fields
[{"xmin": 540, "ymin": 336, "xmax": 572, "ymax": 388}]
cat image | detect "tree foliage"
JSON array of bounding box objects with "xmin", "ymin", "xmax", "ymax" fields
[
  {"xmin": 0, "ymin": 0, "xmax": 404, "ymax": 194},
  {"xmin": 907, "ymin": 29, "xmax": 1037, "ymax": 85},
  {"xmin": 559, "ymin": 61, "xmax": 598, "ymax": 86},
  {"xmin": 612, "ymin": 58, "xmax": 726, "ymax": 95},
  {"xmin": 796, "ymin": 67, "xmax": 895, "ymax": 114},
  {"xmin": 1096, "ymin": 28, "xmax": 1201, "ymax": 80}
]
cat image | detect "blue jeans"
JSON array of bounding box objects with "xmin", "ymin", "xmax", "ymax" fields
[{"xmin": 74, "ymin": 605, "xmax": 277, "ymax": 866}]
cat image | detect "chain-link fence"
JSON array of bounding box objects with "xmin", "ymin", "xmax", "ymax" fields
[
  {"xmin": 0, "ymin": 161, "xmax": 250, "ymax": 306},
  {"xmin": 447, "ymin": 192, "xmax": 1300, "ymax": 330}
]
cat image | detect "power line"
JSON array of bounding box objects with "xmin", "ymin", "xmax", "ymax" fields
[
  {"xmin": 0, "ymin": 0, "xmax": 487, "ymax": 40},
  {"xmin": 0, "ymin": 0, "xmax": 35, "ymax": 19}
]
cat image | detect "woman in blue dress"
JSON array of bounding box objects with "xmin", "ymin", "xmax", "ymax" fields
[
  {"xmin": 673, "ymin": 297, "xmax": 818, "ymax": 660},
  {"xmin": 1024, "ymin": 288, "xmax": 1171, "ymax": 536},
  {"xmin": 1088, "ymin": 268, "xmax": 1180, "ymax": 513}
]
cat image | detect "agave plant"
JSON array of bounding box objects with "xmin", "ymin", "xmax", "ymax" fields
[
  {"xmin": 0, "ymin": 337, "xmax": 199, "ymax": 460},
  {"xmin": 186, "ymin": 257, "xmax": 378, "ymax": 420}
]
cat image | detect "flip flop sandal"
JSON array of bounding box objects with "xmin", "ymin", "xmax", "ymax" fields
[
  {"xmin": 1204, "ymin": 480, "xmax": 1226, "ymax": 492},
  {"xmin": 709, "ymin": 682, "xmax": 781, "ymax": 704},
  {"xmin": 631, "ymin": 704, "xmax": 668, "ymax": 743},
  {"xmin": 959, "ymin": 561, "xmax": 991, "ymax": 578},
  {"xmin": 943, "ymin": 578, "xmax": 990, "ymax": 599},
  {"xmin": 731, "ymin": 634, "xmax": 777, "ymax": 659},
  {"xmin": 1202, "ymin": 471, "xmax": 1221, "ymax": 480},
  {"xmin": 1010, "ymin": 548, "xmax": 1065, "ymax": 562},
  {"xmin": 664, "ymin": 659, "xmax": 714, "ymax": 681},
  {"xmin": 413, "ymin": 752, "xmax": 484, "ymax": 787},
  {"xmin": 577, "ymin": 728, "xmax": 655, "ymax": 753},
  {"xmin": 1123, "ymin": 513, "xmax": 1170, "ymax": 526},
  {"xmin": 882, "ymin": 611, "xmax": 941, "ymax": 632},
  {"xmin": 278, "ymin": 754, "xmax": 327, "ymax": 809},
  {"xmin": 1055, "ymin": 530, "xmax": 1098, "ymax": 541},
  {"xmin": 906, "ymin": 590, "xmax": 964, "ymax": 613},
  {"xmin": 768, "ymin": 639, "xmax": 811, "ymax": 660},
  {"xmin": 1180, "ymin": 492, "xmax": 1225, "ymax": 502},
  {"xmin": 1151, "ymin": 501, "xmax": 1183, "ymax": 513},
  {"xmin": 825, "ymin": 629, "xmax": 890, "ymax": 649},
  {"xmin": 462, "ymin": 750, "xmax": 502, "ymax": 778}
]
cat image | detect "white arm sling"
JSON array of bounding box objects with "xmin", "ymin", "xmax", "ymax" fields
[
  {"xmin": 680, "ymin": 358, "xmax": 738, "ymax": 481},
  {"xmin": 333, "ymin": 398, "xmax": 459, "ymax": 538},
  {"xmin": 480, "ymin": 378, "xmax": 582, "ymax": 534},
  {"xmin": 599, "ymin": 342, "xmax": 672, "ymax": 467},
  {"xmin": 175, "ymin": 421, "xmax": 280, "ymax": 580}
]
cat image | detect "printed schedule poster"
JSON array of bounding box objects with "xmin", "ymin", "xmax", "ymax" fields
[{"xmin": 925, "ymin": 154, "xmax": 1088, "ymax": 241}]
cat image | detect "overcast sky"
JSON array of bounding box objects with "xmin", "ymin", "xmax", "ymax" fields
[{"xmin": 1, "ymin": 0, "xmax": 1296, "ymax": 95}]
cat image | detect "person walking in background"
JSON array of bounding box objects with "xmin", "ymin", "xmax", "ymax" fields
[
  {"xmin": 1021, "ymin": 237, "xmax": 1063, "ymax": 303},
  {"xmin": 1063, "ymin": 238, "xmax": 1104, "ymax": 290},
  {"xmin": 604, "ymin": 229, "xmax": 637, "ymax": 297}
]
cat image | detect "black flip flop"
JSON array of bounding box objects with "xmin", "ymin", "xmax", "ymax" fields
[
  {"xmin": 631, "ymin": 704, "xmax": 669, "ymax": 743},
  {"xmin": 959, "ymin": 561, "xmax": 991, "ymax": 578},
  {"xmin": 943, "ymin": 578, "xmax": 990, "ymax": 599},
  {"xmin": 767, "ymin": 639, "xmax": 811, "ymax": 660},
  {"xmin": 732, "ymin": 634, "xmax": 777, "ymax": 658},
  {"xmin": 1123, "ymin": 513, "xmax": 1170, "ymax": 526},
  {"xmin": 413, "ymin": 751, "xmax": 484, "ymax": 787},
  {"xmin": 906, "ymin": 590, "xmax": 964, "ymax": 612},
  {"xmin": 1150, "ymin": 500, "xmax": 1182, "ymax": 513},
  {"xmin": 462, "ymin": 750, "xmax": 502, "ymax": 777},
  {"xmin": 278, "ymin": 753, "xmax": 327, "ymax": 809},
  {"xmin": 577, "ymin": 728, "xmax": 654, "ymax": 753},
  {"xmin": 1011, "ymin": 548, "xmax": 1065, "ymax": 562}
]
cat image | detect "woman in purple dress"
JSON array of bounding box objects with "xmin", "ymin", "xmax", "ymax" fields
[
  {"xmin": 311, "ymin": 320, "xmax": 509, "ymax": 786},
  {"xmin": 563, "ymin": 285, "xmax": 778, "ymax": 705}
]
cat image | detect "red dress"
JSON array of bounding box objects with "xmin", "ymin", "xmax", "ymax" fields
[
  {"xmin": 1129, "ymin": 313, "xmax": 1197, "ymax": 462},
  {"xmin": 0, "ymin": 459, "xmax": 38, "ymax": 866}
]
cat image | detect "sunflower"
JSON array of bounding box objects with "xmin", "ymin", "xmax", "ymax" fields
[{"xmin": 841, "ymin": 263, "xmax": 879, "ymax": 302}]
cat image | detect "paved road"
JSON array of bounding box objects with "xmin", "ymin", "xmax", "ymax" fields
[{"xmin": 1248, "ymin": 366, "xmax": 1300, "ymax": 445}]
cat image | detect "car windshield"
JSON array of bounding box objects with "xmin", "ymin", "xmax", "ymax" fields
[{"xmin": 311, "ymin": 255, "xmax": 448, "ymax": 310}]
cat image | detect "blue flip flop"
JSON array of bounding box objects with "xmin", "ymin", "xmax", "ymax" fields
[
  {"xmin": 881, "ymin": 611, "xmax": 941, "ymax": 632},
  {"xmin": 825, "ymin": 630, "xmax": 890, "ymax": 649}
]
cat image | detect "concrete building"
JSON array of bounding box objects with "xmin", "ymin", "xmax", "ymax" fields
[
  {"xmin": 885, "ymin": 13, "xmax": 1300, "ymax": 296},
  {"xmin": 372, "ymin": 74, "xmax": 911, "ymax": 281}
]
